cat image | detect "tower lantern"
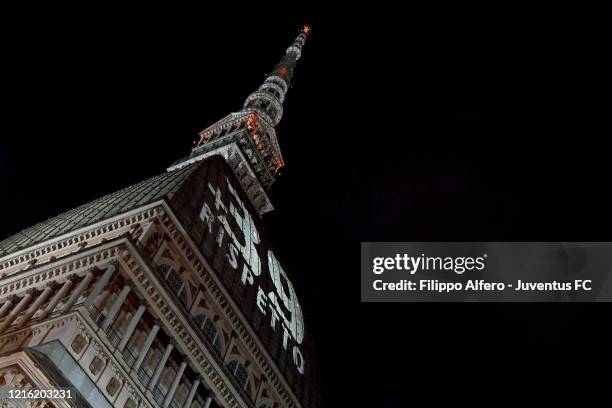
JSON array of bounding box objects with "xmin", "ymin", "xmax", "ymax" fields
[{"xmin": 169, "ymin": 26, "xmax": 310, "ymax": 214}]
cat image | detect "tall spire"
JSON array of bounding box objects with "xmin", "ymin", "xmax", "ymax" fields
[
  {"xmin": 242, "ymin": 25, "xmax": 310, "ymax": 126},
  {"xmin": 168, "ymin": 26, "xmax": 310, "ymax": 215}
]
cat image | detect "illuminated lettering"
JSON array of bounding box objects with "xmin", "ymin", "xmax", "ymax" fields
[
  {"xmin": 227, "ymin": 242, "xmax": 239, "ymax": 269},
  {"xmin": 268, "ymin": 251, "xmax": 304, "ymax": 344},
  {"xmin": 241, "ymin": 263, "xmax": 255, "ymax": 285},
  {"xmin": 205, "ymin": 179, "xmax": 261, "ymax": 277},
  {"xmin": 282, "ymin": 324, "xmax": 291, "ymax": 350},
  {"xmin": 199, "ymin": 176, "xmax": 306, "ymax": 374},
  {"xmin": 292, "ymin": 346, "xmax": 305, "ymax": 374},
  {"xmin": 199, "ymin": 203, "xmax": 214, "ymax": 233},
  {"xmin": 256, "ymin": 287, "xmax": 268, "ymax": 314}
]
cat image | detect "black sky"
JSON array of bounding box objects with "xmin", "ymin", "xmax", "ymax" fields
[{"xmin": 1, "ymin": 4, "xmax": 611, "ymax": 407}]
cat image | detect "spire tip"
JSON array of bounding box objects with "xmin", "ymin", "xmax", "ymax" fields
[{"xmin": 301, "ymin": 25, "xmax": 311, "ymax": 35}]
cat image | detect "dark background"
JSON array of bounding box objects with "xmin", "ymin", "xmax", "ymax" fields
[{"xmin": 1, "ymin": 4, "xmax": 610, "ymax": 407}]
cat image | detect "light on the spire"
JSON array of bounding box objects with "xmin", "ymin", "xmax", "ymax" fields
[
  {"xmin": 302, "ymin": 25, "xmax": 311, "ymax": 35},
  {"xmin": 247, "ymin": 113, "xmax": 261, "ymax": 134},
  {"xmin": 277, "ymin": 66, "xmax": 288, "ymax": 78}
]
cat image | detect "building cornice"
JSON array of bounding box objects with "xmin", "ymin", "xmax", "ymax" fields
[
  {"xmin": 0, "ymin": 244, "xmax": 120, "ymax": 298},
  {"xmin": 0, "ymin": 202, "xmax": 165, "ymax": 273}
]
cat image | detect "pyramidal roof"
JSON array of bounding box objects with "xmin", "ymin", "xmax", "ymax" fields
[{"xmin": 0, "ymin": 161, "xmax": 201, "ymax": 259}]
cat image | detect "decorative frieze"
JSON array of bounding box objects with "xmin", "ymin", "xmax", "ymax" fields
[
  {"xmin": 0, "ymin": 247, "xmax": 119, "ymax": 300},
  {"xmin": 0, "ymin": 207, "xmax": 164, "ymax": 276}
]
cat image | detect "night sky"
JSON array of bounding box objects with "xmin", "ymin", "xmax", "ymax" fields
[{"xmin": 1, "ymin": 5, "xmax": 610, "ymax": 407}]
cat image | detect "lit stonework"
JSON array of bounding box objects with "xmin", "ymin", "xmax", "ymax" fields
[{"xmin": 0, "ymin": 28, "xmax": 320, "ymax": 408}]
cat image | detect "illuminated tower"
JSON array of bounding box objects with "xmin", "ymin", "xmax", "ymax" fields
[
  {"xmin": 169, "ymin": 25, "xmax": 310, "ymax": 214},
  {"xmin": 0, "ymin": 26, "xmax": 321, "ymax": 408}
]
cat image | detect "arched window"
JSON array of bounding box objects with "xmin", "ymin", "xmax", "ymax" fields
[
  {"xmin": 194, "ymin": 314, "xmax": 222, "ymax": 354},
  {"xmin": 71, "ymin": 334, "xmax": 87, "ymax": 354},
  {"xmin": 191, "ymin": 395, "xmax": 206, "ymax": 408},
  {"xmin": 124, "ymin": 398, "xmax": 137, "ymax": 408},
  {"xmin": 161, "ymin": 366, "xmax": 176, "ymax": 389},
  {"xmin": 106, "ymin": 377, "xmax": 121, "ymax": 396},
  {"xmin": 143, "ymin": 348, "xmax": 161, "ymax": 373},
  {"xmin": 227, "ymin": 360, "xmax": 252, "ymax": 399},
  {"xmin": 159, "ymin": 264, "xmax": 186, "ymax": 304},
  {"xmin": 89, "ymin": 356, "xmax": 105, "ymax": 376}
]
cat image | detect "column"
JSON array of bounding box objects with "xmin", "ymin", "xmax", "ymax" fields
[
  {"xmin": 133, "ymin": 323, "xmax": 160, "ymax": 371},
  {"xmin": 0, "ymin": 297, "xmax": 16, "ymax": 319},
  {"xmin": 94, "ymin": 290, "xmax": 111, "ymax": 309},
  {"xmin": 163, "ymin": 360, "xmax": 187, "ymax": 408},
  {"xmin": 60, "ymin": 272, "xmax": 94, "ymax": 312},
  {"xmin": 118, "ymin": 304, "xmax": 146, "ymax": 351},
  {"xmin": 224, "ymin": 331, "xmax": 237, "ymax": 361},
  {"xmin": 184, "ymin": 379, "xmax": 200, "ymax": 408},
  {"xmin": 91, "ymin": 290, "xmax": 111, "ymax": 324},
  {"xmin": 39, "ymin": 280, "xmax": 73, "ymax": 320},
  {"xmin": 255, "ymin": 374, "xmax": 267, "ymax": 402},
  {"xmin": 203, "ymin": 395, "xmax": 213, "ymax": 408},
  {"xmin": 149, "ymin": 343, "xmax": 173, "ymax": 391},
  {"xmin": 84, "ymin": 264, "xmax": 116, "ymax": 309},
  {"xmin": 0, "ymin": 292, "xmax": 33, "ymax": 333},
  {"xmin": 101, "ymin": 285, "xmax": 131, "ymax": 331},
  {"xmin": 18, "ymin": 285, "xmax": 54, "ymax": 327}
]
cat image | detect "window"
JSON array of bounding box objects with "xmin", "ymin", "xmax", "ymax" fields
[
  {"xmin": 106, "ymin": 377, "xmax": 121, "ymax": 396},
  {"xmin": 161, "ymin": 366, "xmax": 175, "ymax": 388},
  {"xmin": 144, "ymin": 348, "xmax": 161, "ymax": 372},
  {"xmin": 159, "ymin": 264, "xmax": 186, "ymax": 303},
  {"xmin": 145, "ymin": 232, "xmax": 162, "ymax": 254},
  {"xmin": 71, "ymin": 334, "xmax": 87, "ymax": 354},
  {"xmin": 124, "ymin": 398, "xmax": 137, "ymax": 408},
  {"xmin": 191, "ymin": 396, "xmax": 206, "ymax": 408},
  {"xmin": 89, "ymin": 356, "xmax": 105, "ymax": 376},
  {"xmin": 193, "ymin": 314, "xmax": 222, "ymax": 354},
  {"xmin": 227, "ymin": 360, "xmax": 251, "ymax": 398}
]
